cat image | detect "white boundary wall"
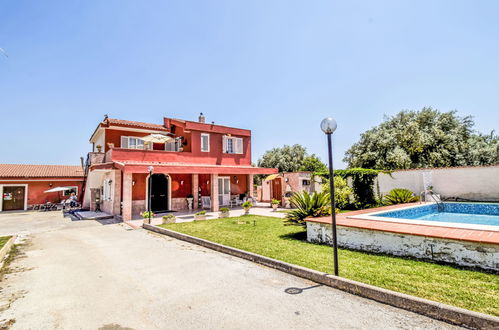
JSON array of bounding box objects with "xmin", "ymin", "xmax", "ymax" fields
[{"xmin": 377, "ymin": 165, "xmax": 499, "ymax": 201}]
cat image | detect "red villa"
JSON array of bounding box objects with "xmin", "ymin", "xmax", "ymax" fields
[{"xmin": 83, "ymin": 114, "xmax": 277, "ymax": 220}]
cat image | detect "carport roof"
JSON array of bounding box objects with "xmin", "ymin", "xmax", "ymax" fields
[{"xmin": 0, "ymin": 164, "xmax": 85, "ymax": 178}]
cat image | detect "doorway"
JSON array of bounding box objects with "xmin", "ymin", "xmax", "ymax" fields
[
  {"xmin": 2, "ymin": 186, "xmax": 26, "ymax": 211},
  {"xmin": 150, "ymin": 174, "xmax": 170, "ymax": 212},
  {"xmin": 271, "ymin": 178, "xmax": 282, "ymax": 201},
  {"xmin": 218, "ymin": 177, "xmax": 231, "ymax": 206}
]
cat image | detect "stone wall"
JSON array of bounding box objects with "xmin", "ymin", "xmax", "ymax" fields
[
  {"xmin": 307, "ymin": 222, "xmax": 498, "ymax": 271},
  {"xmin": 132, "ymin": 200, "xmax": 146, "ymax": 215},
  {"xmin": 171, "ymin": 197, "xmax": 188, "ymax": 211}
]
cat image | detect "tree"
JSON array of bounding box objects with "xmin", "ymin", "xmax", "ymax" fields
[
  {"xmin": 257, "ymin": 144, "xmax": 307, "ymax": 172},
  {"xmin": 300, "ymin": 154, "xmax": 328, "ymax": 172},
  {"xmin": 344, "ymin": 108, "xmax": 499, "ymax": 170}
]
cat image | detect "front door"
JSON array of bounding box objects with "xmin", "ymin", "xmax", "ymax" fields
[
  {"xmin": 218, "ymin": 177, "xmax": 231, "ymax": 206},
  {"xmin": 271, "ymin": 179, "xmax": 282, "ymax": 201},
  {"xmin": 150, "ymin": 174, "xmax": 169, "ymax": 212},
  {"xmin": 2, "ymin": 186, "xmax": 26, "ymax": 211}
]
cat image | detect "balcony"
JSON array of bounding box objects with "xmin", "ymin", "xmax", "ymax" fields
[{"xmin": 105, "ymin": 147, "xmax": 251, "ymax": 166}]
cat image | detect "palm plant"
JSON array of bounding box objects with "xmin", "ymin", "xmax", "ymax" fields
[
  {"xmin": 284, "ymin": 191, "xmax": 331, "ymax": 226},
  {"xmin": 383, "ymin": 188, "xmax": 419, "ymax": 205}
]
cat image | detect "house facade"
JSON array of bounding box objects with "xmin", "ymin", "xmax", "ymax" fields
[
  {"xmin": 0, "ymin": 164, "xmax": 85, "ymax": 212},
  {"xmin": 83, "ymin": 114, "xmax": 277, "ymax": 220}
]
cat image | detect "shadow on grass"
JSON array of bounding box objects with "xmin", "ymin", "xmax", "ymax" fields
[{"xmin": 279, "ymin": 230, "xmax": 307, "ymax": 241}]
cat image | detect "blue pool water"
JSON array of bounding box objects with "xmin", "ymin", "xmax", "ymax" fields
[{"xmin": 376, "ymin": 203, "xmax": 499, "ymax": 226}]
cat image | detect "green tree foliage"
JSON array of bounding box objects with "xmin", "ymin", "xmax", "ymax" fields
[
  {"xmin": 344, "ymin": 108, "xmax": 499, "ymax": 170},
  {"xmin": 284, "ymin": 191, "xmax": 331, "ymax": 226},
  {"xmin": 316, "ymin": 168, "xmax": 381, "ymax": 208},
  {"xmin": 300, "ymin": 154, "xmax": 328, "ymax": 172},
  {"xmin": 321, "ymin": 176, "xmax": 353, "ymax": 210},
  {"xmin": 383, "ymin": 189, "xmax": 419, "ymax": 205},
  {"xmin": 258, "ymin": 144, "xmax": 327, "ymax": 173}
]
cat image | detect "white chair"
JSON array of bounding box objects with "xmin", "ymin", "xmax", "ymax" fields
[{"xmin": 201, "ymin": 196, "xmax": 211, "ymax": 209}]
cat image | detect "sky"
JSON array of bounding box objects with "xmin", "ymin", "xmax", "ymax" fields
[{"xmin": 1, "ymin": 0, "xmax": 498, "ymax": 168}]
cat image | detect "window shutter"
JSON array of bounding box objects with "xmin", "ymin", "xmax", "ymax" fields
[
  {"xmin": 222, "ymin": 136, "xmax": 227, "ymax": 153},
  {"xmin": 236, "ymin": 138, "xmax": 243, "ymax": 154},
  {"xmin": 121, "ymin": 136, "xmax": 129, "ymax": 149}
]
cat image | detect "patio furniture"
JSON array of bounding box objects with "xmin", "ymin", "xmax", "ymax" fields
[
  {"xmin": 201, "ymin": 196, "xmax": 211, "ymax": 209},
  {"xmin": 230, "ymin": 196, "xmax": 244, "ymax": 207}
]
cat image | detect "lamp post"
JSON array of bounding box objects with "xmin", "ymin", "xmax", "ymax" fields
[
  {"xmin": 148, "ymin": 166, "xmax": 154, "ymax": 224},
  {"xmin": 320, "ymin": 117, "xmax": 339, "ymax": 276}
]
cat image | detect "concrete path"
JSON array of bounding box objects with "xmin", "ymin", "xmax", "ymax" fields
[{"xmin": 0, "ymin": 212, "xmax": 459, "ymax": 329}]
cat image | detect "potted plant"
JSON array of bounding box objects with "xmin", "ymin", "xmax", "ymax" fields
[
  {"xmin": 162, "ymin": 214, "xmax": 176, "ymax": 224},
  {"xmin": 242, "ymin": 201, "xmax": 252, "ymax": 215},
  {"xmin": 96, "ymin": 145, "xmax": 102, "ymax": 152},
  {"xmin": 219, "ymin": 207, "xmax": 230, "ymax": 218},
  {"xmin": 271, "ymin": 199, "xmax": 280, "ymax": 211},
  {"xmin": 141, "ymin": 211, "xmax": 154, "ymax": 224},
  {"xmin": 194, "ymin": 210, "xmax": 207, "ymax": 221},
  {"xmin": 186, "ymin": 194, "xmax": 194, "ymax": 211}
]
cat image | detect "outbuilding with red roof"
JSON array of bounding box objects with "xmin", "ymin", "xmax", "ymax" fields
[{"xmin": 0, "ymin": 164, "xmax": 85, "ymax": 211}]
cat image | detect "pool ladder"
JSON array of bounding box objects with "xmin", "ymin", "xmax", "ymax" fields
[{"xmin": 421, "ymin": 190, "xmax": 444, "ymax": 211}]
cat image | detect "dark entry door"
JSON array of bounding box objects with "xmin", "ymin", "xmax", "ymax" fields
[
  {"xmin": 2, "ymin": 186, "xmax": 25, "ymax": 211},
  {"xmin": 271, "ymin": 179, "xmax": 282, "ymax": 201},
  {"xmin": 150, "ymin": 174, "xmax": 169, "ymax": 212}
]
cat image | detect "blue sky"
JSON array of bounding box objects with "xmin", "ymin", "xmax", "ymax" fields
[{"xmin": 1, "ymin": 1, "xmax": 498, "ymax": 168}]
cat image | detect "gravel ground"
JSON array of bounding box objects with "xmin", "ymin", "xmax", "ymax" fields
[{"xmin": 0, "ymin": 211, "xmax": 460, "ymax": 329}]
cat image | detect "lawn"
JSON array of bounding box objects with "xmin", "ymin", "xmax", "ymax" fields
[
  {"xmin": 0, "ymin": 236, "xmax": 11, "ymax": 250},
  {"xmin": 161, "ymin": 215, "xmax": 499, "ymax": 316}
]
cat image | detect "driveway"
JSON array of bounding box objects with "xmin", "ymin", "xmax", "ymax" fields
[{"xmin": 0, "ymin": 212, "xmax": 459, "ymax": 329}]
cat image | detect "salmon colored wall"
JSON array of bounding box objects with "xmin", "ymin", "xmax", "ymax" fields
[
  {"xmin": 199, "ymin": 174, "xmax": 211, "ymax": 196},
  {"xmin": 228, "ymin": 174, "xmax": 248, "ymax": 195},
  {"xmin": 104, "ymin": 126, "xmax": 252, "ymax": 166},
  {"xmin": 0, "ymin": 180, "xmax": 83, "ymax": 206},
  {"xmin": 170, "ymin": 174, "xmax": 192, "ymax": 198},
  {"xmin": 105, "ymin": 129, "xmax": 150, "ymax": 152},
  {"xmin": 132, "ymin": 173, "xmax": 147, "ymax": 200}
]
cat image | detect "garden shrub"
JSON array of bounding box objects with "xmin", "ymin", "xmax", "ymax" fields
[
  {"xmin": 321, "ymin": 176, "xmax": 353, "ymax": 210},
  {"xmin": 383, "ymin": 188, "xmax": 419, "ymax": 205},
  {"xmin": 284, "ymin": 191, "xmax": 330, "ymax": 226}
]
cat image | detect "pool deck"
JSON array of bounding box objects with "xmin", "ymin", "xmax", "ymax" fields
[{"xmin": 305, "ymin": 203, "xmax": 499, "ymax": 245}]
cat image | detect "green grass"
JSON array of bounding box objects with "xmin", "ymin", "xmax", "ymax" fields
[
  {"xmin": 0, "ymin": 236, "xmax": 11, "ymax": 250},
  {"xmin": 161, "ymin": 215, "xmax": 499, "ymax": 316}
]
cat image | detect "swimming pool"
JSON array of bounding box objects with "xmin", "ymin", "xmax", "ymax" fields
[{"xmin": 375, "ymin": 203, "xmax": 499, "ymax": 227}]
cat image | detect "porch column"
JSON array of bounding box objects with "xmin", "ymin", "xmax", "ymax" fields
[
  {"xmin": 247, "ymin": 174, "xmax": 254, "ymax": 198},
  {"xmin": 210, "ymin": 173, "xmax": 219, "ymax": 212},
  {"xmin": 122, "ymin": 172, "xmax": 133, "ymax": 221},
  {"xmin": 192, "ymin": 174, "xmax": 199, "ymax": 210}
]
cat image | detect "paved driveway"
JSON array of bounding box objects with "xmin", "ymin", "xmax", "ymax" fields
[{"xmin": 0, "ymin": 212, "xmax": 459, "ymax": 329}]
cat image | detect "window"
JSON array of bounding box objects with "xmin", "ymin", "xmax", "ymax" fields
[
  {"xmin": 201, "ymin": 133, "xmax": 210, "ymax": 152},
  {"xmin": 120, "ymin": 136, "xmax": 145, "ymax": 150},
  {"xmin": 302, "ymin": 179, "xmax": 311, "ymax": 186},
  {"xmin": 165, "ymin": 139, "xmax": 180, "ymax": 152},
  {"xmin": 223, "ymin": 136, "xmax": 243, "ymax": 154},
  {"xmin": 62, "ymin": 186, "xmax": 78, "ymax": 197}
]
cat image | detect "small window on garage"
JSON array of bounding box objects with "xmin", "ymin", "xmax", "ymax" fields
[{"xmin": 302, "ymin": 179, "xmax": 311, "ymax": 186}]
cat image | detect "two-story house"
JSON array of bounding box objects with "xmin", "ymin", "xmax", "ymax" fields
[{"xmin": 83, "ymin": 114, "xmax": 277, "ymax": 220}]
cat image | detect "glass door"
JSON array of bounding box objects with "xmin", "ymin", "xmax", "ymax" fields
[{"xmin": 218, "ymin": 177, "xmax": 231, "ymax": 206}]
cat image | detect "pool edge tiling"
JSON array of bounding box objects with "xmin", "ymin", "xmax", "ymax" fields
[{"xmin": 305, "ymin": 203, "xmax": 499, "ymax": 245}]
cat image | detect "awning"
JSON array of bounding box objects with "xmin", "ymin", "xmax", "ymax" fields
[
  {"xmin": 264, "ymin": 174, "xmax": 280, "ymax": 181},
  {"xmin": 44, "ymin": 186, "xmax": 75, "ymax": 193}
]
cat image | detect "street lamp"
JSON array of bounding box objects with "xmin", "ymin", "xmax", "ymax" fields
[
  {"xmin": 320, "ymin": 117, "xmax": 339, "ymax": 276},
  {"xmin": 148, "ymin": 166, "xmax": 154, "ymax": 224}
]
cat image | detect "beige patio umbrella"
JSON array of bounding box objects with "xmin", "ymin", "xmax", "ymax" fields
[{"xmin": 142, "ymin": 133, "xmax": 174, "ymax": 143}]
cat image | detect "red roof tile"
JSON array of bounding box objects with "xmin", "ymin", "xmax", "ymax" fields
[
  {"xmin": 0, "ymin": 164, "xmax": 85, "ymax": 178},
  {"xmin": 103, "ymin": 118, "xmax": 168, "ymax": 131}
]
